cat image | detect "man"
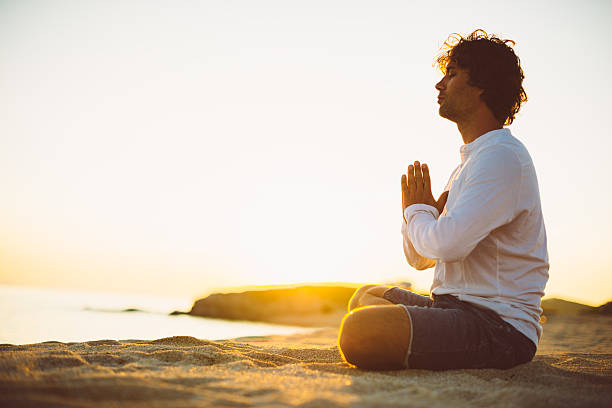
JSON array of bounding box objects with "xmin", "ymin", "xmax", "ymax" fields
[{"xmin": 338, "ymin": 30, "xmax": 549, "ymax": 370}]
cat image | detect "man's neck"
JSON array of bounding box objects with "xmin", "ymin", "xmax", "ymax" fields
[
  {"xmin": 457, "ymin": 122, "xmax": 502, "ymax": 144},
  {"xmin": 456, "ymin": 107, "xmax": 503, "ymax": 144}
]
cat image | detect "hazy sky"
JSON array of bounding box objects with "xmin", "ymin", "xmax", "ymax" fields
[{"xmin": 1, "ymin": 0, "xmax": 611, "ymax": 304}]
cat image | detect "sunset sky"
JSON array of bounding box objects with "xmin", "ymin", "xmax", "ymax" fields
[{"xmin": 1, "ymin": 0, "xmax": 610, "ymax": 305}]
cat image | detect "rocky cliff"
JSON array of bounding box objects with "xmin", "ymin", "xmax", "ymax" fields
[{"xmin": 188, "ymin": 286, "xmax": 358, "ymax": 327}]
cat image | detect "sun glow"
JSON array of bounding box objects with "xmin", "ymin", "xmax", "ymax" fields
[{"xmin": 1, "ymin": 0, "xmax": 611, "ymax": 305}]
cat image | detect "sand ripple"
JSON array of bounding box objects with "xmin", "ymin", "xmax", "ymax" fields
[{"xmin": 1, "ymin": 317, "xmax": 611, "ymax": 407}]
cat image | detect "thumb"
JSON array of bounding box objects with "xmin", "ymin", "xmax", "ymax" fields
[{"xmin": 436, "ymin": 191, "xmax": 449, "ymax": 214}]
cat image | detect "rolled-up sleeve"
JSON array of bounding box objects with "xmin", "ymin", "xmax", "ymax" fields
[
  {"xmin": 404, "ymin": 146, "xmax": 522, "ymax": 263},
  {"xmin": 401, "ymin": 220, "xmax": 436, "ymax": 270}
]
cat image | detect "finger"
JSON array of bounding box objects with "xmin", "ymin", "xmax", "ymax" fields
[
  {"xmin": 422, "ymin": 163, "xmax": 431, "ymax": 193},
  {"xmin": 407, "ymin": 165, "xmax": 416, "ymax": 189},
  {"xmin": 414, "ymin": 161, "xmax": 423, "ymax": 193},
  {"xmin": 401, "ymin": 175, "xmax": 408, "ymax": 221},
  {"xmin": 407, "ymin": 165, "xmax": 416, "ymax": 201}
]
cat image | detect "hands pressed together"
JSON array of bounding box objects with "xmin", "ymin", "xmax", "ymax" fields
[{"xmin": 401, "ymin": 161, "xmax": 449, "ymax": 222}]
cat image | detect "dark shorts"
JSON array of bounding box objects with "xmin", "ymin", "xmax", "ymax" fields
[{"xmin": 382, "ymin": 287, "xmax": 536, "ymax": 370}]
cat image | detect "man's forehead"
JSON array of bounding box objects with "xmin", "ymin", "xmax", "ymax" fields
[{"xmin": 445, "ymin": 60, "xmax": 466, "ymax": 74}]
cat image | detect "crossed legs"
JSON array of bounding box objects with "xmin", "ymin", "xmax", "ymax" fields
[
  {"xmin": 340, "ymin": 285, "xmax": 537, "ymax": 371},
  {"xmin": 338, "ymin": 285, "xmax": 412, "ymax": 370}
]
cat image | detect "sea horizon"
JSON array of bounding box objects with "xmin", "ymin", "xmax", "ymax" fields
[{"xmin": 0, "ymin": 284, "xmax": 315, "ymax": 345}]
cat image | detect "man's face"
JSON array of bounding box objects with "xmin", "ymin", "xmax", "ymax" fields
[{"xmin": 435, "ymin": 62, "xmax": 483, "ymax": 123}]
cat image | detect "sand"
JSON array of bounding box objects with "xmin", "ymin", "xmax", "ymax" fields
[{"xmin": 1, "ymin": 315, "xmax": 611, "ymax": 408}]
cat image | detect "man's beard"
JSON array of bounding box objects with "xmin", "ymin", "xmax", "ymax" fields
[{"xmin": 438, "ymin": 102, "xmax": 457, "ymax": 122}]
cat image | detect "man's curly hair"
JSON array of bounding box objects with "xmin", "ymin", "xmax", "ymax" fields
[{"xmin": 435, "ymin": 29, "xmax": 527, "ymax": 125}]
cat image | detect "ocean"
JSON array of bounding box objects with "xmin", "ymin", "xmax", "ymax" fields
[{"xmin": 0, "ymin": 285, "xmax": 315, "ymax": 345}]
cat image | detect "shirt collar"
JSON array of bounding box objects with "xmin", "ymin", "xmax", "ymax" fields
[{"xmin": 459, "ymin": 128, "xmax": 510, "ymax": 162}]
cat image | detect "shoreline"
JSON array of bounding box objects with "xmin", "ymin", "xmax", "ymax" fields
[{"xmin": 1, "ymin": 315, "xmax": 610, "ymax": 407}]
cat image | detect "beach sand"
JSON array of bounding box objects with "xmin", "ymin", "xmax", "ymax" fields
[{"xmin": 1, "ymin": 315, "xmax": 610, "ymax": 408}]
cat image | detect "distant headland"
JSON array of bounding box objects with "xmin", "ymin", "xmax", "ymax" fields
[{"xmin": 172, "ymin": 284, "xmax": 612, "ymax": 327}]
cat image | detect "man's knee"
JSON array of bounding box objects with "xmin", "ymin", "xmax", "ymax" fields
[
  {"xmin": 338, "ymin": 311, "xmax": 364, "ymax": 365},
  {"xmin": 338, "ymin": 305, "xmax": 411, "ymax": 370},
  {"xmin": 348, "ymin": 285, "xmax": 377, "ymax": 311}
]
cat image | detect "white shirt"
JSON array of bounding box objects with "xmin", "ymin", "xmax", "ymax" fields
[{"xmin": 401, "ymin": 128, "xmax": 549, "ymax": 347}]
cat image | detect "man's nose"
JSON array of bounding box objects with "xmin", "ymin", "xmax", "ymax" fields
[{"xmin": 435, "ymin": 78, "xmax": 445, "ymax": 91}]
